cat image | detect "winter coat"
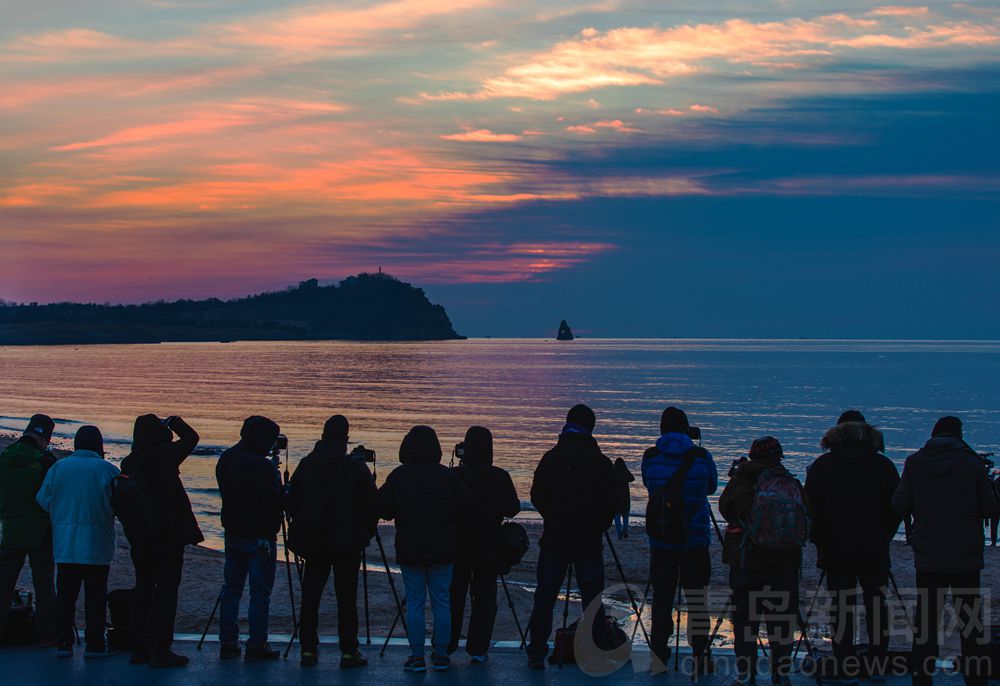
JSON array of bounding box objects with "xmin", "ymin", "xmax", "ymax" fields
[
  {"xmin": 0, "ymin": 438, "xmax": 56, "ymax": 552},
  {"xmin": 286, "ymin": 440, "xmax": 378, "ymax": 557},
  {"xmin": 453, "ymin": 454, "xmax": 520, "ymax": 559},
  {"xmin": 531, "ymin": 431, "xmax": 617, "ymax": 555},
  {"xmin": 121, "ymin": 416, "xmax": 204, "ymax": 555},
  {"xmin": 216, "ymin": 424, "xmax": 285, "ymax": 541},
  {"xmin": 36, "ymin": 450, "xmax": 120, "ymax": 565},
  {"xmin": 805, "ymin": 422, "xmax": 900, "ymax": 574},
  {"xmin": 377, "ymin": 449, "xmax": 473, "ymax": 567},
  {"xmin": 892, "ymin": 435, "xmax": 1000, "ymax": 574},
  {"xmin": 614, "ymin": 458, "xmax": 635, "ymax": 515},
  {"xmin": 641, "ymin": 432, "xmax": 719, "ymax": 551},
  {"xmin": 719, "ymin": 456, "xmax": 806, "ymax": 572}
]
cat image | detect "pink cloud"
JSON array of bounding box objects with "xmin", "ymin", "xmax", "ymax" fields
[
  {"xmin": 868, "ymin": 6, "xmax": 931, "ymax": 17},
  {"xmin": 439, "ymin": 129, "xmax": 522, "ymax": 142},
  {"xmin": 689, "ymin": 104, "xmax": 719, "ymax": 114}
]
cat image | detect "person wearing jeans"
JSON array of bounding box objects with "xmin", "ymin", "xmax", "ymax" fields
[
  {"xmin": 219, "ymin": 537, "xmax": 278, "ymax": 651},
  {"xmin": 216, "ymin": 416, "xmax": 285, "ymax": 662},
  {"xmin": 378, "ymin": 426, "xmax": 472, "ymax": 673},
  {"xmin": 36, "ymin": 425, "xmax": 120, "ymax": 658},
  {"xmin": 402, "ymin": 564, "xmax": 453, "ymax": 659},
  {"xmin": 525, "ymin": 405, "xmax": 618, "ymax": 669}
]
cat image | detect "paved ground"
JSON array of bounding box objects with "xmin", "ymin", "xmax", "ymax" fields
[{"xmin": 0, "ymin": 638, "xmax": 974, "ymax": 686}]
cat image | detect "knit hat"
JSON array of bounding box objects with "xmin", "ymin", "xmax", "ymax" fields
[
  {"xmin": 837, "ymin": 410, "xmax": 866, "ymax": 425},
  {"xmin": 566, "ymin": 404, "xmax": 596, "ymax": 433},
  {"xmin": 399, "ymin": 425, "xmax": 442, "ymax": 464},
  {"xmin": 25, "ymin": 414, "xmax": 55, "ymax": 442},
  {"xmin": 660, "ymin": 407, "xmax": 690, "ymax": 435},
  {"xmin": 323, "ymin": 415, "xmax": 349, "ymax": 442},
  {"xmin": 749, "ymin": 436, "xmax": 783, "ymax": 461},
  {"xmin": 931, "ymin": 415, "xmax": 962, "ymax": 438},
  {"xmin": 462, "ymin": 426, "xmax": 494, "ymax": 465},
  {"xmin": 74, "ymin": 425, "xmax": 104, "ymax": 456}
]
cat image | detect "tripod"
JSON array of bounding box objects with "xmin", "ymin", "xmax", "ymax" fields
[
  {"xmin": 499, "ymin": 574, "xmax": 527, "ymax": 650},
  {"xmin": 555, "ymin": 563, "xmax": 574, "ymax": 669}
]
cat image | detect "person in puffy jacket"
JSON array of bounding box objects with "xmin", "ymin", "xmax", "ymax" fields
[
  {"xmin": 892, "ymin": 416, "xmax": 1000, "ymax": 686},
  {"xmin": 286, "ymin": 415, "xmax": 377, "ymax": 669},
  {"xmin": 526, "ymin": 404, "xmax": 617, "ymax": 670},
  {"xmin": 120, "ymin": 413, "xmax": 203, "ymax": 668},
  {"xmin": 719, "ymin": 437, "xmax": 807, "ymax": 686},
  {"xmin": 378, "ymin": 426, "xmax": 472, "ymax": 673},
  {"xmin": 0, "ymin": 414, "xmax": 56, "ymax": 646},
  {"xmin": 36, "ymin": 426, "xmax": 119, "ymax": 658},
  {"xmin": 805, "ymin": 410, "xmax": 900, "ymax": 682},
  {"xmin": 641, "ymin": 407, "xmax": 718, "ymax": 672},
  {"xmin": 216, "ymin": 415, "xmax": 284, "ymax": 663},
  {"xmin": 447, "ymin": 426, "xmax": 520, "ymax": 662}
]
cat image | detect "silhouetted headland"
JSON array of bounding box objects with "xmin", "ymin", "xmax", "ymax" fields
[{"xmin": 0, "ymin": 272, "xmax": 464, "ymax": 345}]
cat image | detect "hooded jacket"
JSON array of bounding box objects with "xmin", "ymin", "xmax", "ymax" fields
[
  {"xmin": 531, "ymin": 430, "xmax": 618, "ymax": 555},
  {"xmin": 36, "ymin": 449, "xmax": 120, "ymax": 565},
  {"xmin": 719, "ymin": 456, "xmax": 806, "ymax": 571},
  {"xmin": 286, "ymin": 439, "xmax": 378, "ymax": 556},
  {"xmin": 377, "ymin": 427, "xmax": 473, "ymax": 566},
  {"xmin": 452, "ymin": 428, "xmax": 520, "ymax": 558},
  {"xmin": 641, "ymin": 432, "xmax": 719, "ymax": 551},
  {"xmin": 121, "ymin": 415, "xmax": 204, "ymax": 555},
  {"xmin": 892, "ymin": 435, "xmax": 1000, "ymax": 573},
  {"xmin": 216, "ymin": 416, "xmax": 285, "ymax": 540},
  {"xmin": 805, "ymin": 421, "xmax": 900, "ymax": 574},
  {"xmin": 0, "ymin": 438, "xmax": 56, "ymax": 551}
]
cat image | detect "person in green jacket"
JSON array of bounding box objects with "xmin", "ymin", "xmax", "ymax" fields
[{"xmin": 0, "ymin": 414, "xmax": 58, "ymax": 644}]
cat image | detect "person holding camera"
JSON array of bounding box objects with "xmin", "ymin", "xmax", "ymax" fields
[
  {"xmin": 805, "ymin": 410, "xmax": 901, "ymax": 684},
  {"xmin": 892, "ymin": 416, "xmax": 1000, "ymax": 686},
  {"xmin": 720, "ymin": 436, "xmax": 808, "ymax": 686},
  {"xmin": 526, "ymin": 404, "xmax": 617, "ymax": 670},
  {"xmin": 447, "ymin": 426, "xmax": 520, "ymax": 663},
  {"xmin": 216, "ymin": 415, "xmax": 285, "ymax": 662},
  {"xmin": 0, "ymin": 415, "xmax": 57, "ymax": 647},
  {"xmin": 120, "ymin": 413, "xmax": 203, "ymax": 668},
  {"xmin": 286, "ymin": 415, "xmax": 378, "ymax": 669},
  {"xmin": 36, "ymin": 426, "xmax": 120, "ymax": 658},
  {"xmin": 640, "ymin": 407, "xmax": 718, "ymax": 673},
  {"xmin": 378, "ymin": 425, "xmax": 472, "ymax": 673}
]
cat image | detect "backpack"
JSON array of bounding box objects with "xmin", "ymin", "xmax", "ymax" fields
[
  {"xmin": 110, "ymin": 470, "xmax": 169, "ymax": 545},
  {"xmin": 286, "ymin": 457, "xmax": 353, "ymax": 560},
  {"xmin": 746, "ymin": 468, "xmax": 808, "ymax": 552},
  {"xmin": 481, "ymin": 520, "xmax": 530, "ymax": 574},
  {"xmin": 645, "ymin": 449, "xmax": 700, "ymax": 544},
  {"xmin": 0, "ymin": 590, "xmax": 36, "ymax": 645}
]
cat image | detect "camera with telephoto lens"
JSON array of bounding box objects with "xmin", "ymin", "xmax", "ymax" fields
[
  {"xmin": 454, "ymin": 442, "xmax": 465, "ymax": 460},
  {"xmin": 350, "ymin": 444, "xmax": 376, "ymax": 463},
  {"xmin": 687, "ymin": 426, "xmax": 701, "ymax": 441},
  {"xmin": 981, "ymin": 452, "xmax": 995, "ymax": 470}
]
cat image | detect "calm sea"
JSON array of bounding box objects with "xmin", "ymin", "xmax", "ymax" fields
[{"xmin": 3, "ymin": 338, "xmax": 999, "ymax": 549}]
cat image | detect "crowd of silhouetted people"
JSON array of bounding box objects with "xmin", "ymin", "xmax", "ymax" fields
[{"xmin": 0, "ymin": 405, "xmax": 998, "ymax": 686}]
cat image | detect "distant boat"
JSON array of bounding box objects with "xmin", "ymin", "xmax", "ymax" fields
[{"xmin": 556, "ymin": 320, "xmax": 574, "ymax": 341}]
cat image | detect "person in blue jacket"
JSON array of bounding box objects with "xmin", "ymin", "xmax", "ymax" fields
[{"xmin": 641, "ymin": 407, "xmax": 718, "ymax": 673}]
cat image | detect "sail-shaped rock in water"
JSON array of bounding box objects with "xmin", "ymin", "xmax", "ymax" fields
[{"xmin": 556, "ymin": 320, "xmax": 574, "ymax": 341}]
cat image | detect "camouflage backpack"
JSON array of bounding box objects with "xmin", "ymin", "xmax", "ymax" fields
[{"xmin": 747, "ymin": 468, "xmax": 808, "ymax": 552}]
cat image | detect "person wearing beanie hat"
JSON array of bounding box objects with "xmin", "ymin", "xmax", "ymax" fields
[
  {"xmin": 806, "ymin": 412, "xmax": 900, "ymax": 682},
  {"xmin": 215, "ymin": 415, "xmax": 284, "ymax": 663},
  {"xmin": 378, "ymin": 426, "xmax": 472, "ymax": 672},
  {"xmin": 525, "ymin": 406, "xmax": 617, "ymax": 670},
  {"xmin": 893, "ymin": 417, "xmax": 1000, "ymax": 686},
  {"xmin": 447, "ymin": 426, "xmax": 520, "ymax": 661},
  {"xmin": 719, "ymin": 436, "xmax": 808, "ymax": 685},
  {"xmin": 640, "ymin": 407, "xmax": 718, "ymax": 673},
  {"xmin": 120, "ymin": 414, "xmax": 203, "ymax": 668},
  {"xmin": 36, "ymin": 425, "xmax": 120, "ymax": 657},
  {"xmin": 286, "ymin": 415, "xmax": 377, "ymax": 669},
  {"xmin": 0, "ymin": 415, "xmax": 58, "ymax": 646}
]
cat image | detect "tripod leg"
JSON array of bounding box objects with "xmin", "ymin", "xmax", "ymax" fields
[
  {"xmin": 557, "ymin": 564, "xmax": 573, "ymax": 669},
  {"xmin": 500, "ymin": 575, "xmax": 526, "ymax": 650},
  {"xmin": 375, "ymin": 530, "xmax": 407, "ymax": 633},
  {"xmin": 280, "ymin": 520, "xmax": 299, "ymax": 654},
  {"xmin": 674, "ymin": 584, "xmax": 682, "ymax": 671},
  {"xmin": 362, "ymin": 549, "xmax": 371, "ymax": 645},
  {"xmin": 381, "ymin": 599, "xmax": 406, "ymax": 658},
  {"xmin": 888, "ymin": 571, "xmax": 915, "ymax": 634},
  {"xmin": 793, "ymin": 571, "xmax": 825, "ymax": 661},
  {"xmin": 631, "ymin": 577, "xmax": 652, "ymax": 642},
  {"xmin": 197, "ymin": 589, "xmax": 224, "ymax": 650},
  {"xmin": 604, "ymin": 531, "xmax": 652, "ymax": 645}
]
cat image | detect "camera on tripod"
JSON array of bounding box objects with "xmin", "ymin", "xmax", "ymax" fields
[
  {"xmin": 350, "ymin": 444, "xmax": 376, "ymax": 463},
  {"xmin": 269, "ymin": 434, "xmax": 288, "ymax": 465}
]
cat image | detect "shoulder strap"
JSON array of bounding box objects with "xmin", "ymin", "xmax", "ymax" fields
[{"xmin": 651, "ymin": 448, "xmax": 700, "ymax": 499}]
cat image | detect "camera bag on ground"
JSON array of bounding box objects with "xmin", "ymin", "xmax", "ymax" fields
[
  {"xmin": 645, "ymin": 449, "xmax": 701, "ymax": 544},
  {"xmin": 1, "ymin": 590, "xmax": 37, "ymax": 645},
  {"xmin": 111, "ymin": 468, "xmax": 169, "ymax": 544},
  {"xmin": 481, "ymin": 520, "xmax": 530, "ymax": 574},
  {"xmin": 548, "ymin": 617, "xmax": 629, "ymax": 665},
  {"xmin": 105, "ymin": 588, "xmax": 134, "ymax": 650}
]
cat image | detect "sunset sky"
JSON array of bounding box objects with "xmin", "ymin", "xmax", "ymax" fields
[{"xmin": 3, "ymin": 0, "xmax": 999, "ymax": 337}]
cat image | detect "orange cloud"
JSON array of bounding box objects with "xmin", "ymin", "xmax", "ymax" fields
[
  {"xmin": 440, "ymin": 129, "xmax": 523, "ymax": 142},
  {"xmin": 689, "ymin": 104, "xmax": 719, "ymax": 114}
]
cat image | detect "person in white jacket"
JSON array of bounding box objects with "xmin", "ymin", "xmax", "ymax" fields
[{"xmin": 36, "ymin": 425, "xmax": 120, "ymax": 659}]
